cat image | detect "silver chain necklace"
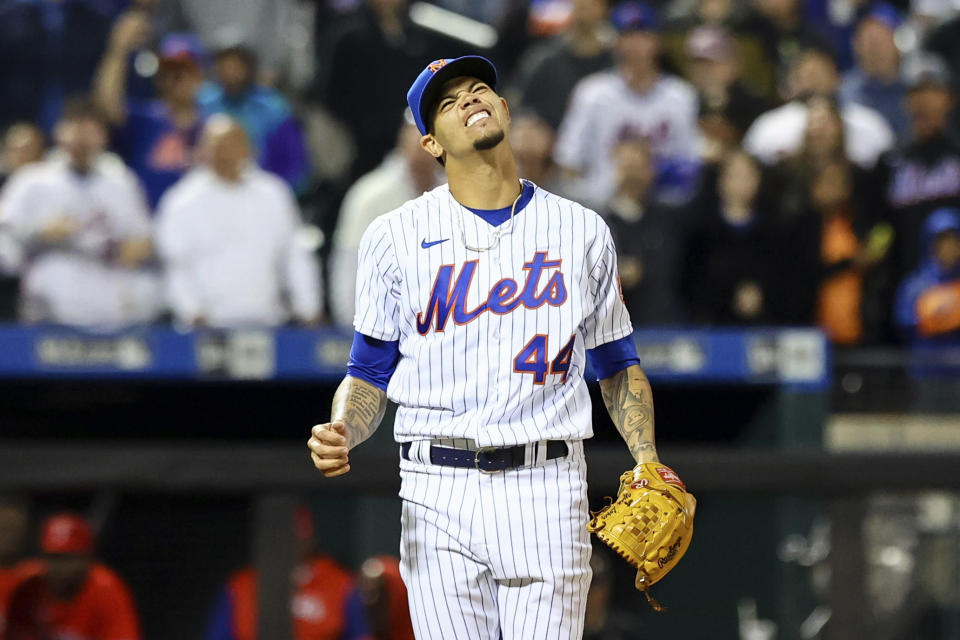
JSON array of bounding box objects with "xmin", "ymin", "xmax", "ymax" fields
[{"xmin": 452, "ymin": 180, "xmax": 525, "ymax": 252}]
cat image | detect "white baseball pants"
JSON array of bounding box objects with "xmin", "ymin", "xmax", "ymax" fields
[{"xmin": 398, "ymin": 440, "xmax": 592, "ymax": 640}]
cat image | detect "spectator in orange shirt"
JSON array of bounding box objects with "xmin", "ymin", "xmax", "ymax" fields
[
  {"xmin": 205, "ymin": 506, "xmax": 356, "ymax": 640},
  {"xmin": 896, "ymin": 208, "xmax": 960, "ymax": 343},
  {"xmin": 5, "ymin": 512, "xmax": 141, "ymax": 640},
  {"xmin": 0, "ymin": 495, "xmax": 30, "ymax": 639}
]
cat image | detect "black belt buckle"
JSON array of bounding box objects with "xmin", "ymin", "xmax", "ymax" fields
[{"xmin": 474, "ymin": 446, "xmax": 502, "ymax": 474}]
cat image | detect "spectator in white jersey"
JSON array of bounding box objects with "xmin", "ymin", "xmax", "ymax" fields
[
  {"xmin": 554, "ymin": 1, "xmax": 700, "ymax": 208},
  {"xmin": 0, "ymin": 99, "xmax": 161, "ymax": 328},
  {"xmin": 743, "ymin": 44, "xmax": 894, "ymax": 169},
  {"xmin": 156, "ymin": 115, "xmax": 322, "ymax": 329},
  {"xmin": 328, "ymin": 112, "xmax": 440, "ymax": 328}
]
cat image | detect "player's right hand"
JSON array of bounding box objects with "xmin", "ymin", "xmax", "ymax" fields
[{"xmin": 308, "ymin": 422, "xmax": 351, "ymax": 477}]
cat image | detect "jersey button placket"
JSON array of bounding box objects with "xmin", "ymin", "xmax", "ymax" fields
[
  {"xmin": 491, "ymin": 258, "xmax": 504, "ymax": 396},
  {"xmin": 495, "ymin": 258, "xmax": 513, "ymax": 404}
]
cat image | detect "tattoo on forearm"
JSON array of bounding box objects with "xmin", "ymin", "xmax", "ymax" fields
[
  {"xmin": 599, "ymin": 366, "xmax": 658, "ymax": 463},
  {"xmin": 331, "ymin": 377, "xmax": 387, "ymax": 448}
]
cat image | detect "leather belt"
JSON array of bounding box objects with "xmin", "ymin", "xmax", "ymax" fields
[{"xmin": 401, "ymin": 440, "xmax": 569, "ymax": 474}]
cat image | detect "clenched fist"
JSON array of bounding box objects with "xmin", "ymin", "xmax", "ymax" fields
[{"xmin": 308, "ymin": 422, "xmax": 351, "ymax": 477}]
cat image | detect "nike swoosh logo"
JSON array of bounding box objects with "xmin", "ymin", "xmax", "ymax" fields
[{"xmin": 421, "ymin": 238, "xmax": 449, "ymax": 249}]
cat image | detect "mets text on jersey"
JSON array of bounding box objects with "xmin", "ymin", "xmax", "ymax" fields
[{"xmin": 415, "ymin": 252, "xmax": 567, "ymax": 334}]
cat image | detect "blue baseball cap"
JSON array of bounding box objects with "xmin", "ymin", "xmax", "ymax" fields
[
  {"xmin": 610, "ymin": 1, "xmax": 659, "ymax": 33},
  {"xmin": 926, "ymin": 208, "xmax": 960, "ymax": 237},
  {"xmin": 859, "ymin": 2, "xmax": 902, "ymax": 32},
  {"xmin": 159, "ymin": 33, "xmax": 207, "ymax": 67},
  {"xmin": 406, "ymin": 56, "xmax": 499, "ymax": 136}
]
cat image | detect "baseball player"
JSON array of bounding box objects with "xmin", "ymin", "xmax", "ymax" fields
[{"xmin": 308, "ymin": 55, "xmax": 695, "ymax": 640}]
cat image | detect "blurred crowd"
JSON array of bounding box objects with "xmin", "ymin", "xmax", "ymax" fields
[{"xmin": 1, "ymin": 0, "xmax": 960, "ymax": 345}]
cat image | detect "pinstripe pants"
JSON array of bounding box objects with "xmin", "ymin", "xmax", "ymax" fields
[{"xmin": 398, "ymin": 440, "xmax": 592, "ymax": 640}]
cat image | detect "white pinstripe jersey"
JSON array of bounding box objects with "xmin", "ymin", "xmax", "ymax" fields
[{"xmin": 354, "ymin": 180, "xmax": 632, "ymax": 447}]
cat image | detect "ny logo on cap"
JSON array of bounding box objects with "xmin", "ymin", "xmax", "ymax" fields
[{"xmin": 428, "ymin": 59, "xmax": 448, "ymax": 73}]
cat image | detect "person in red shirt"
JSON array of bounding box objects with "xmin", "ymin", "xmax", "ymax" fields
[
  {"xmin": 0, "ymin": 496, "xmax": 30, "ymax": 639},
  {"xmin": 205, "ymin": 506, "xmax": 356, "ymax": 640},
  {"xmin": 5, "ymin": 512, "xmax": 141, "ymax": 640}
]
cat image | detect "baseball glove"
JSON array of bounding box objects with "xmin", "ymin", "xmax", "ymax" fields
[{"xmin": 587, "ymin": 462, "xmax": 694, "ymax": 610}]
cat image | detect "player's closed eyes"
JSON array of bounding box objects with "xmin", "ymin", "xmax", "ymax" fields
[{"xmin": 439, "ymin": 83, "xmax": 489, "ymax": 112}]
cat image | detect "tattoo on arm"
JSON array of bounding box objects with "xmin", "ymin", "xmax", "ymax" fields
[
  {"xmin": 598, "ymin": 365, "xmax": 659, "ymax": 463},
  {"xmin": 331, "ymin": 376, "xmax": 388, "ymax": 448}
]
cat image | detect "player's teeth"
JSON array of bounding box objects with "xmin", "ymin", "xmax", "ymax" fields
[{"xmin": 467, "ymin": 112, "xmax": 490, "ymax": 127}]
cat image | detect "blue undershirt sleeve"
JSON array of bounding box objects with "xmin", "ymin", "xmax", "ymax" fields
[
  {"xmin": 586, "ymin": 335, "xmax": 642, "ymax": 381},
  {"xmin": 346, "ymin": 331, "xmax": 401, "ymax": 390}
]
